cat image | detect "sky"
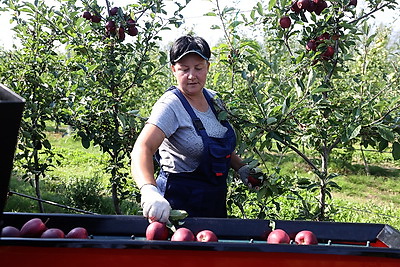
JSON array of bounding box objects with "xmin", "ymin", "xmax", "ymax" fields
[{"xmin": 0, "ymin": 0, "xmax": 398, "ymax": 50}]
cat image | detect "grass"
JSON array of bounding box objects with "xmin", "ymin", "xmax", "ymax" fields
[{"xmin": 4, "ymin": 127, "xmax": 400, "ymax": 230}]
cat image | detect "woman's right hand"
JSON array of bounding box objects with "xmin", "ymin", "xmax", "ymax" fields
[{"xmin": 140, "ymin": 184, "xmax": 171, "ymax": 222}]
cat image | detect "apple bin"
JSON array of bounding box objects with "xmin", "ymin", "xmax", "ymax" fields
[
  {"xmin": 1, "ymin": 213, "xmax": 400, "ymax": 267},
  {"xmin": 1, "ymin": 85, "xmax": 400, "ymax": 266}
]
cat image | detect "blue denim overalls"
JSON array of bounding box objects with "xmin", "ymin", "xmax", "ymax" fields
[{"xmin": 156, "ymin": 87, "xmax": 236, "ymax": 218}]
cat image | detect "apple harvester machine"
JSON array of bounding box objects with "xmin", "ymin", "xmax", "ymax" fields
[{"xmin": 1, "ymin": 84, "xmax": 400, "ymax": 266}]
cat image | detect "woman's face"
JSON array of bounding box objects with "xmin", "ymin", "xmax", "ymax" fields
[{"xmin": 171, "ymin": 53, "xmax": 210, "ymax": 96}]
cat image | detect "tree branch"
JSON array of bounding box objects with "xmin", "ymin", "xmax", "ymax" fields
[{"xmin": 349, "ymin": 2, "xmax": 392, "ymax": 25}]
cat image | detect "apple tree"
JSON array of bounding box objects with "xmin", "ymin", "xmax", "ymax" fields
[
  {"xmin": 0, "ymin": 0, "xmax": 69, "ymax": 212},
  {"xmin": 49, "ymin": 0, "xmax": 189, "ymax": 214},
  {"xmin": 208, "ymin": 0, "xmax": 399, "ymax": 220},
  {"xmin": 0, "ymin": 0, "xmax": 190, "ymax": 214}
]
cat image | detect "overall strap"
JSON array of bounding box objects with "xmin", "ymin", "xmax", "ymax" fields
[{"xmin": 169, "ymin": 87, "xmax": 209, "ymax": 137}]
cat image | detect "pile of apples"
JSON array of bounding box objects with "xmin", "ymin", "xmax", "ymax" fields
[
  {"xmin": 146, "ymin": 222, "xmax": 218, "ymax": 242},
  {"xmin": 267, "ymin": 229, "xmax": 318, "ymax": 245},
  {"xmin": 146, "ymin": 222, "xmax": 318, "ymax": 245},
  {"xmin": 81, "ymin": 6, "xmax": 139, "ymax": 42},
  {"xmin": 1, "ymin": 218, "xmax": 89, "ymax": 239}
]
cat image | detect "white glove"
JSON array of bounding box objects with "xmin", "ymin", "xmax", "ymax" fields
[{"xmin": 140, "ymin": 184, "xmax": 171, "ymax": 223}]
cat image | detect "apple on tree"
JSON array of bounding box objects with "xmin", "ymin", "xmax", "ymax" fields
[
  {"xmin": 110, "ymin": 7, "xmax": 119, "ymax": 16},
  {"xmin": 306, "ymin": 39, "xmax": 317, "ymax": 51},
  {"xmin": 294, "ymin": 230, "xmax": 318, "ymax": 245},
  {"xmin": 348, "ymin": 0, "xmax": 357, "ymax": 7},
  {"xmin": 127, "ymin": 26, "xmax": 139, "ymax": 37},
  {"xmin": 118, "ymin": 27, "xmax": 125, "ymax": 41},
  {"xmin": 321, "ymin": 46, "xmax": 335, "ymax": 60},
  {"xmin": 91, "ymin": 15, "xmax": 101, "ymax": 23},
  {"xmin": 290, "ymin": 1, "xmax": 301, "ymax": 13},
  {"xmin": 279, "ymin": 16, "xmax": 291, "ymax": 29},
  {"xmin": 314, "ymin": 0, "xmax": 328, "ymax": 15},
  {"xmin": 105, "ymin": 21, "xmax": 116, "ymax": 35},
  {"xmin": 82, "ymin": 11, "xmax": 92, "ymax": 20},
  {"xmin": 296, "ymin": 0, "xmax": 310, "ymax": 10}
]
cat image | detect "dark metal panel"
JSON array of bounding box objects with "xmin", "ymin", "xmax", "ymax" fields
[{"xmin": 0, "ymin": 85, "xmax": 25, "ymax": 222}]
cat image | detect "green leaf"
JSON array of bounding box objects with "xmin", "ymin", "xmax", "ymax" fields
[
  {"xmin": 311, "ymin": 86, "xmax": 331, "ymax": 94},
  {"xmin": 378, "ymin": 139, "xmax": 388, "ymax": 152},
  {"xmin": 282, "ymin": 97, "xmax": 290, "ymax": 115},
  {"xmin": 169, "ymin": 209, "xmax": 188, "ymax": 221},
  {"xmin": 348, "ymin": 124, "xmax": 361, "ymax": 141},
  {"xmin": 377, "ymin": 126, "xmax": 395, "ymax": 142},
  {"xmin": 268, "ymin": 0, "xmax": 277, "ymax": 10},
  {"xmin": 256, "ymin": 2, "xmax": 264, "ymax": 15},
  {"xmin": 266, "ymin": 117, "xmax": 277, "ymax": 125},
  {"xmin": 81, "ymin": 138, "xmax": 90, "ymax": 149},
  {"xmin": 392, "ymin": 142, "xmax": 400, "ymax": 160},
  {"xmin": 307, "ymin": 68, "xmax": 316, "ymax": 89},
  {"xmin": 42, "ymin": 139, "xmax": 51, "ymax": 149}
]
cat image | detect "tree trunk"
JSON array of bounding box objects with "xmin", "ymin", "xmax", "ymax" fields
[
  {"xmin": 111, "ymin": 182, "xmax": 121, "ymax": 214},
  {"xmin": 318, "ymin": 146, "xmax": 329, "ymax": 221},
  {"xmin": 33, "ymin": 150, "xmax": 44, "ymax": 213},
  {"xmin": 360, "ymin": 147, "xmax": 370, "ymax": 176}
]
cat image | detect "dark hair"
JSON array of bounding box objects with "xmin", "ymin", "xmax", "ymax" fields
[{"xmin": 169, "ymin": 35, "xmax": 211, "ymax": 65}]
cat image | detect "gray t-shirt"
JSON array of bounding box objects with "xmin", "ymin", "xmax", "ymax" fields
[{"xmin": 147, "ymin": 88, "xmax": 228, "ymax": 173}]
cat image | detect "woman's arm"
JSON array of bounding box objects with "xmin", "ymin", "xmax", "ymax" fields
[
  {"xmin": 131, "ymin": 123, "xmax": 165, "ymax": 189},
  {"xmin": 230, "ymin": 151, "xmax": 246, "ymax": 172}
]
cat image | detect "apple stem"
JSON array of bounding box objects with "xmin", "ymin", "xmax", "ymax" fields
[
  {"xmin": 166, "ymin": 221, "xmax": 177, "ymax": 233},
  {"xmin": 269, "ymin": 220, "xmax": 276, "ymax": 231}
]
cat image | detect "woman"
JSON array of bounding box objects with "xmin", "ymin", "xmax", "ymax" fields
[{"xmin": 131, "ymin": 35, "xmax": 253, "ymax": 223}]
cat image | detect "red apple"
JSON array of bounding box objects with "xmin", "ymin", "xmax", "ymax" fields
[
  {"xmin": 110, "ymin": 7, "xmax": 119, "ymax": 16},
  {"xmin": 20, "ymin": 218, "xmax": 48, "ymax": 237},
  {"xmin": 146, "ymin": 222, "xmax": 169, "ymax": 240},
  {"xmin": 82, "ymin": 11, "xmax": 92, "ymax": 20},
  {"xmin": 118, "ymin": 27, "xmax": 125, "ymax": 41},
  {"xmin": 196, "ymin": 230, "xmax": 218, "ymax": 242},
  {"xmin": 315, "ymin": 0, "xmax": 328, "ymax": 15},
  {"xmin": 267, "ymin": 229, "xmax": 290, "ymax": 244},
  {"xmin": 247, "ymin": 175, "xmax": 262, "ymax": 188},
  {"xmin": 41, "ymin": 228, "xmax": 65, "ymax": 238},
  {"xmin": 321, "ymin": 46, "xmax": 335, "ymax": 60},
  {"xmin": 126, "ymin": 19, "xmax": 136, "ymax": 26},
  {"xmin": 127, "ymin": 26, "xmax": 138, "ymax": 37},
  {"xmin": 91, "ymin": 15, "xmax": 101, "ymax": 23},
  {"xmin": 306, "ymin": 39, "xmax": 317, "ymax": 51},
  {"xmin": 290, "ymin": 1, "xmax": 301, "ymax": 13},
  {"xmin": 306, "ymin": 1, "xmax": 317, "ymax": 12},
  {"xmin": 316, "ymin": 32, "xmax": 331, "ymax": 44},
  {"xmin": 279, "ymin": 16, "xmax": 291, "ymax": 29},
  {"xmin": 297, "ymin": 0, "xmax": 310, "ymax": 10},
  {"xmin": 294, "ymin": 230, "xmax": 318, "ymax": 245},
  {"xmin": 171, "ymin": 227, "xmax": 195, "ymax": 242},
  {"xmin": 1, "ymin": 226, "xmax": 21, "ymax": 237},
  {"xmin": 66, "ymin": 227, "xmax": 89, "ymax": 239},
  {"xmin": 105, "ymin": 21, "xmax": 116, "ymax": 34},
  {"xmin": 348, "ymin": 0, "xmax": 357, "ymax": 7}
]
